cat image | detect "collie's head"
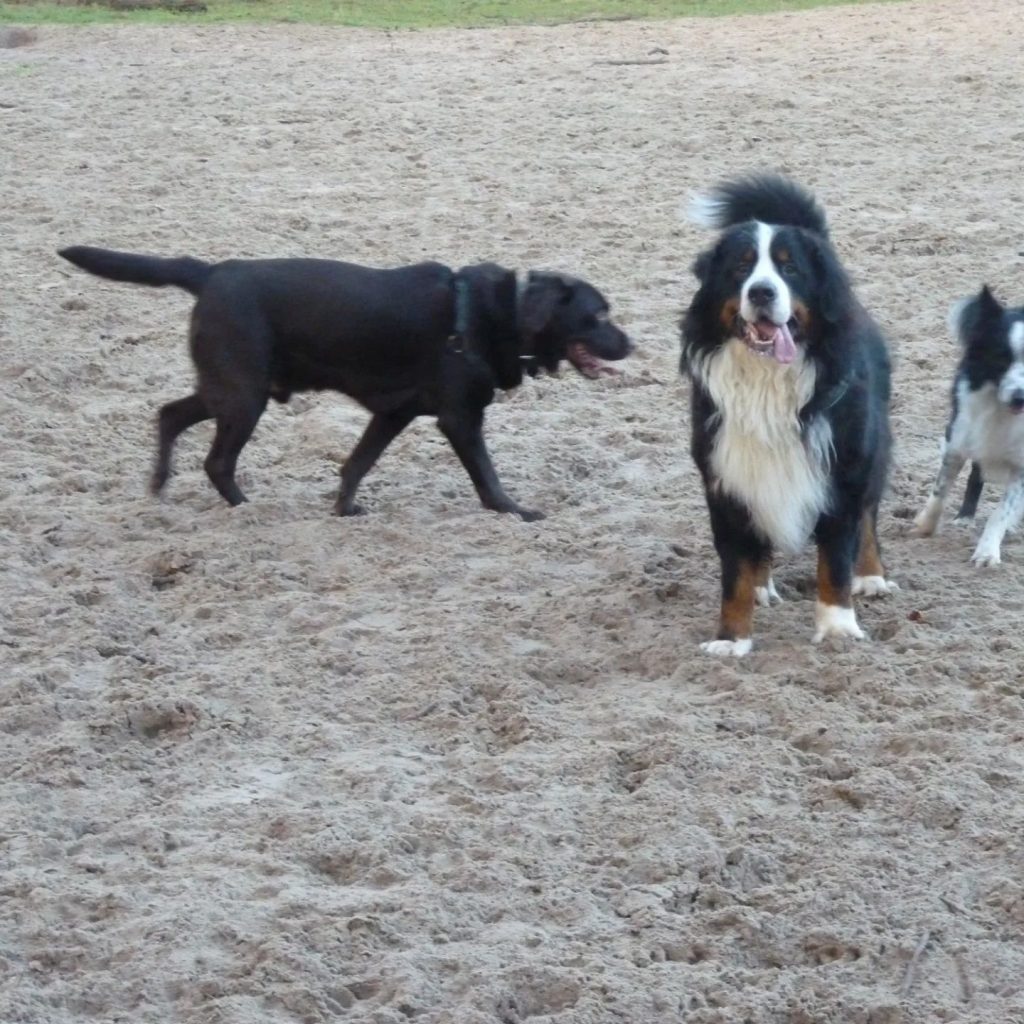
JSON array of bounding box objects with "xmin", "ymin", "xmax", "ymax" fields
[
  {"xmin": 683, "ymin": 175, "xmax": 852, "ymax": 369},
  {"xmin": 952, "ymin": 286, "xmax": 1024, "ymax": 413}
]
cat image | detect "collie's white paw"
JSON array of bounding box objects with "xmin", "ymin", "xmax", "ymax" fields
[
  {"xmin": 912, "ymin": 500, "xmax": 941, "ymax": 537},
  {"xmin": 812, "ymin": 603, "xmax": 865, "ymax": 644},
  {"xmin": 755, "ymin": 577, "xmax": 783, "ymax": 607},
  {"xmin": 852, "ymin": 575, "xmax": 899, "ymax": 597},
  {"xmin": 971, "ymin": 543, "xmax": 1001, "ymax": 568},
  {"xmin": 700, "ymin": 638, "xmax": 753, "ymax": 658}
]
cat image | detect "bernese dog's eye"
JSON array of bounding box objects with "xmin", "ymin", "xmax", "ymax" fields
[{"xmin": 780, "ymin": 262, "xmax": 798, "ymax": 278}]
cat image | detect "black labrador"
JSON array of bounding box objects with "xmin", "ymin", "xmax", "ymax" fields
[{"xmin": 58, "ymin": 246, "xmax": 632, "ymax": 520}]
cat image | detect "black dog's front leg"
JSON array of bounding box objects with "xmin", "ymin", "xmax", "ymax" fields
[
  {"xmin": 437, "ymin": 410, "xmax": 544, "ymax": 522},
  {"xmin": 336, "ymin": 409, "xmax": 418, "ymax": 516}
]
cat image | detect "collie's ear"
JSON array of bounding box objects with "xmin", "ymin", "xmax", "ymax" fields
[
  {"xmin": 951, "ymin": 285, "xmax": 1003, "ymax": 345},
  {"xmin": 812, "ymin": 235, "xmax": 852, "ymax": 324}
]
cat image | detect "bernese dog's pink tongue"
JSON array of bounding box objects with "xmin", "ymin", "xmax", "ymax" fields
[{"xmin": 773, "ymin": 321, "xmax": 796, "ymax": 364}]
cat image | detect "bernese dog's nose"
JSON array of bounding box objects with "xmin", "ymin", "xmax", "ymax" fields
[
  {"xmin": 748, "ymin": 282, "xmax": 777, "ymax": 307},
  {"xmin": 1010, "ymin": 389, "xmax": 1024, "ymax": 410}
]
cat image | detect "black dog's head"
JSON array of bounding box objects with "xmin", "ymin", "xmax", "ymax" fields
[
  {"xmin": 684, "ymin": 175, "xmax": 852, "ymax": 369},
  {"xmin": 519, "ymin": 272, "xmax": 633, "ymax": 378},
  {"xmin": 953, "ymin": 286, "xmax": 1024, "ymax": 414}
]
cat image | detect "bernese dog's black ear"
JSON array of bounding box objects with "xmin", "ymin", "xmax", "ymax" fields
[
  {"xmin": 812, "ymin": 235, "xmax": 852, "ymax": 325},
  {"xmin": 691, "ymin": 249, "xmax": 713, "ymax": 282}
]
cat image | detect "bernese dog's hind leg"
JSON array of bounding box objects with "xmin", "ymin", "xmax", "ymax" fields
[
  {"xmin": 754, "ymin": 559, "xmax": 783, "ymax": 607},
  {"xmin": 913, "ymin": 446, "xmax": 966, "ymax": 537},
  {"xmin": 852, "ymin": 506, "xmax": 899, "ymax": 597},
  {"xmin": 971, "ymin": 476, "xmax": 1024, "ymax": 567},
  {"xmin": 813, "ymin": 515, "xmax": 865, "ymax": 643}
]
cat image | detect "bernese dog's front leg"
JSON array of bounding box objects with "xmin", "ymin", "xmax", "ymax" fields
[
  {"xmin": 813, "ymin": 515, "xmax": 865, "ymax": 643},
  {"xmin": 701, "ymin": 500, "xmax": 772, "ymax": 657}
]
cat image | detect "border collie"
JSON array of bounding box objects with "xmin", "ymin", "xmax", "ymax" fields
[
  {"xmin": 914, "ymin": 286, "xmax": 1024, "ymax": 566},
  {"xmin": 681, "ymin": 175, "xmax": 896, "ymax": 657}
]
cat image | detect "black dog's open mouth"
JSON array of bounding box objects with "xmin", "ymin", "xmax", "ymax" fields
[
  {"xmin": 735, "ymin": 316, "xmax": 801, "ymax": 365},
  {"xmin": 567, "ymin": 341, "xmax": 621, "ymax": 379}
]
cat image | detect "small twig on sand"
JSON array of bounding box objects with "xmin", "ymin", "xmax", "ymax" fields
[
  {"xmin": 953, "ymin": 952, "xmax": 974, "ymax": 1004},
  {"xmin": 900, "ymin": 930, "xmax": 932, "ymax": 997},
  {"xmin": 593, "ymin": 58, "xmax": 670, "ymax": 67},
  {"xmin": 939, "ymin": 895, "xmax": 966, "ymax": 915}
]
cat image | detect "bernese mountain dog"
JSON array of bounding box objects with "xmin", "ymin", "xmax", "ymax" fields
[
  {"xmin": 680, "ymin": 175, "xmax": 896, "ymax": 657},
  {"xmin": 913, "ymin": 286, "xmax": 1024, "ymax": 566}
]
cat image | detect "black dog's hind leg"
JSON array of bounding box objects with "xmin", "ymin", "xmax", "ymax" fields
[
  {"xmin": 335, "ymin": 409, "xmax": 418, "ymax": 517},
  {"xmin": 437, "ymin": 411, "xmax": 544, "ymax": 522},
  {"xmin": 956, "ymin": 462, "xmax": 983, "ymax": 520},
  {"xmin": 152, "ymin": 393, "xmax": 212, "ymax": 494},
  {"xmin": 203, "ymin": 395, "xmax": 267, "ymax": 506}
]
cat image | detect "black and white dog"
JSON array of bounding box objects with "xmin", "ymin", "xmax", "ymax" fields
[
  {"xmin": 914, "ymin": 286, "xmax": 1024, "ymax": 566},
  {"xmin": 681, "ymin": 175, "xmax": 896, "ymax": 657}
]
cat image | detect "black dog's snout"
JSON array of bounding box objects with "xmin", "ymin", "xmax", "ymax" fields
[
  {"xmin": 747, "ymin": 282, "xmax": 777, "ymax": 307},
  {"xmin": 1010, "ymin": 389, "xmax": 1024, "ymax": 410}
]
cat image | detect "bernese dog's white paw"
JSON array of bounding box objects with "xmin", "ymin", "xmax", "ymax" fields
[
  {"xmin": 970, "ymin": 543, "xmax": 1001, "ymax": 568},
  {"xmin": 911, "ymin": 500, "xmax": 942, "ymax": 537},
  {"xmin": 755, "ymin": 577, "xmax": 783, "ymax": 607},
  {"xmin": 812, "ymin": 603, "xmax": 865, "ymax": 644},
  {"xmin": 852, "ymin": 575, "xmax": 899, "ymax": 598},
  {"xmin": 700, "ymin": 638, "xmax": 753, "ymax": 658}
]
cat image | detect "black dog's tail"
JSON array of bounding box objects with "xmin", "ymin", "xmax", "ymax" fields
[
  {"xmin": 688, "ymin": 174, "xmax": 829, "ymax": 238},
  {"xmin": 58, "ymin": 245, "xmax": 212, "ymax": 296}
]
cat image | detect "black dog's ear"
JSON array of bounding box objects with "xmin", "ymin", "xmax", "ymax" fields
[
  {"xmin": 951, "ymin": 285, "xmax": 1004, "ymax": 346},
  {"xmin": 812, "ymin": 235, "xmax": 852, "ymax": 325},
  {"xmin": 520, "ymin": 274, "xmax": 572, "ymax": 339},
  {"xmin": 457, "ymin": 263, "xmax": 521, "ymax": 390}
]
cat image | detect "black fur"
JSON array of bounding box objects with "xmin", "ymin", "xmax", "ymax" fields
[
  {"xmin": 58, "ymin": 245, "xmax": 631, "ymax": 518},
  {"xmin": 681, "ymin": 175, "xmax": 893, "ymax": 650}
]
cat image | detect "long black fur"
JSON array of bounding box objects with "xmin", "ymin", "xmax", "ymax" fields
[
  {"xmin": 58, "ymin": 246, "xmax": 630, "ymax": 518},
  {"xmin": 681, "ymin": 175, "xmax": 893, "ymax": 649}
]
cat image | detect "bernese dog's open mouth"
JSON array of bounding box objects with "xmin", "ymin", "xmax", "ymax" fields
[
  {"xmin": 736, "ymin": 316, "xmax": 801, "ymax": 365},
  {"xmin": 567, "ymin": 341, "xmax": 620, "ymax": 379}
]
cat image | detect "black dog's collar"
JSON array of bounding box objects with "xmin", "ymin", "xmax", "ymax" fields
[{"xmin": 516, "ymin": 270, "xmax": 541, "ymax": 376}]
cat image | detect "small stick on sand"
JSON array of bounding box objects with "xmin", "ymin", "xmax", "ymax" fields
[
  {"xmin": 900, "ymin": 930, "xmax": 932, "ymax": 997},
  {"xmin": 953, "ymin": 952, "xmax": 974, "ymax": 1004},
  {"xmin": 594, "ymin": 58, "xmax": 670, "ymax": 67}
]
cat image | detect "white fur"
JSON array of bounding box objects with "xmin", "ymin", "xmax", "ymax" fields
[
  {"xmin": 687, "ymin": 191, "xmax": 728, "ymax": 230},
  {"xmin": 971, "ymin": 476, "xmax": 1024, "ymax": 567},
  {"xmin": 949, "ymin": 380, "xmax": 1024, "ymax": 484},
  {"xmin": 852, "ymin": 575, "xmax": 899, "ymax": 597},
  {"xmin": 812, "ymin": 602, "xmax": 865, "ymax": 643},
  {"xmin": 740, "ymin": 222, "xmax": 792, "ymax": 328},
  {"xmin": 699, "ymin": 339, "xmax": 832, "ymax": 553},
  {"xmin": 755, "ymin": 577, "xmax": 783, "ymax": 607},
  {"xmin": 701, "ymin": 637, "xmax": 753, "ymax": 658}
]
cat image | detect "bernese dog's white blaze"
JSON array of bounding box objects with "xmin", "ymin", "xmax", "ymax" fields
[
  {"xmin": 812, "ymin": 602, "xmax": 865, "ymax": 643},
  {"xmin": 915, "ymin": 291, "xmax": 1024, "ymax": 566},
  {"xmin": 741, "ymin": 222, "xmax": 793, "ymax": 332},
  {"xmin": 701, "ymin": 339, "xmax": 832, "ymax": 555}
]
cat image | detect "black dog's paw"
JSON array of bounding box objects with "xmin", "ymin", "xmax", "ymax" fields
[
  {"xmin": 335, "ymin": 502, "xmax": 367, "ymax": 517},
  {"xmin": 517, "ymin": 507, "xmax": 546, "ymax": 523}
]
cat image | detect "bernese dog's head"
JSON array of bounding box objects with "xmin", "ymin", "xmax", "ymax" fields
[
  {"xmin": 952, "ymin": 285, "xmax": 1024, "ymax": 413},
  {"xmin": 683, "ymin": 175, "xmax": 852, "ymax": 368}
]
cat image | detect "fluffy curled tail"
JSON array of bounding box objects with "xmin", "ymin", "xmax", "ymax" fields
[
  {"xmin": 58, "ymin": 245, "xmax": 212, "ymax": 296},
  {"xmin": 688, "ymin": 174, "xmax": 829, "ymax": 237}
]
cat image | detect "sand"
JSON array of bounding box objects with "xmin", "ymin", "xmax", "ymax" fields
[{"xmin": 3, "ymin": 1, "xmax": 1024, "ymax": 1021}]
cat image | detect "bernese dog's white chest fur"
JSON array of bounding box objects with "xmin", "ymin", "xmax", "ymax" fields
[{"xmin": 702, "ymin": 339, "xmax": 832, "ymax": 553}]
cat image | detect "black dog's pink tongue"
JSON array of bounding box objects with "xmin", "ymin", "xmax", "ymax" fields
[
  {"xmin": 568, "ymin": 342, "xmax": 619, "ymax": 379},
  {"xmin": 752, "ymin": 318, "xmax": 796, "ymax": 365}
]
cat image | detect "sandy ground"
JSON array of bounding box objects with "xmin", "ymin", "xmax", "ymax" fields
[{"xmin": 3, "ymin": 1, "xmax": 1024, "ymax": 1021}]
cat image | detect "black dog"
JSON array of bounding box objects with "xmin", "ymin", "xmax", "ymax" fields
[
  {"xmin": 58, "ymin": 247, "xmax": 631, "ymax": 520},
  {"xmin": 681, "ymin": 175, "xmax": 895, "ymax": 656}
]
